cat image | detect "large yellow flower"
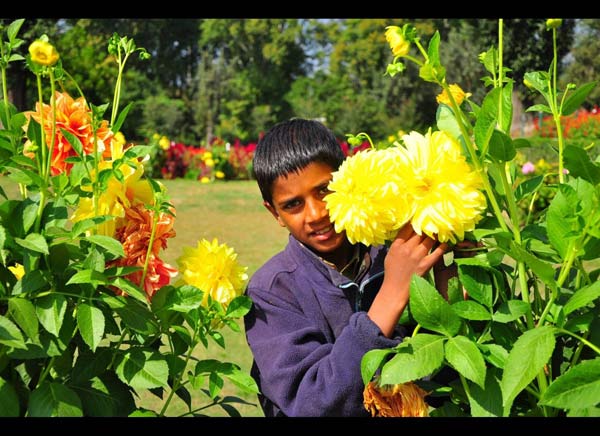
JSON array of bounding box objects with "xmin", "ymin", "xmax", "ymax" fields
[
  {"xmin": 325, "ymin": 148, "xmax": 414, "ymax": 246},
  {"xmin": 436, "ymin": 84, "xmax": 471, "ymax": 107},
  {"xmin": 176, "ymin": 238, "xmax": 248, "ymax": 308},
  {"xmin": 399, "ymin": 129, "xmax": 486, "ymax": 243},
  {"xmin": 385, "ymin": 26, "xmax": 410, "ymax": 57},
  {"xmin": 29, "ymin": 40, "xmax": 59, "ymax": 66}
]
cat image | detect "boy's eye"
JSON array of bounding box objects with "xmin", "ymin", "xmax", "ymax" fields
[
  {"xmin": 318, "ymin": 185, "xmax": 332, "ymax": 196},
  {"xmin": 282, "ymin": 199, "xmax": 300, "ymax": 210}
]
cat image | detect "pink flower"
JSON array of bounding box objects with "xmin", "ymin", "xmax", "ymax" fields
[{"xmin": 521, "ymin": 161, "xmax": 535, "ymax": 175}]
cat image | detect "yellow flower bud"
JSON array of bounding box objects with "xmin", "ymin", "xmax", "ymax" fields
[
  {"xmin": 436, "ymin": 84, "xmax": 471, "ymax": 106},
  {"xmin": 29, "ymin": 40, "xmax": 59, "ymax": 66},
  {"xmin": 200, "ymin": 176, "xmax": 210, "ymax": 184},
  {"xmin": 546, "ymin": 19, "xmax": 563, "ymax": 30},
  {"xmin": 215, "ymin": 170, "xmax": 225, "ymax": 179},
  {"xmin": 9, "ymin": 264, "xmax": 25, "ymax": 280},
  {"xmin": 385, "ymin": 26, "xmax": 410, "ymax": 57}
]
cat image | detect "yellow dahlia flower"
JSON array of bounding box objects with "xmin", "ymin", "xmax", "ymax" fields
[
  {"xmin": 363, "ymin": 379, "xmax": 430, "ymax": 417},
  {"xmin": 176, "ymin": 238, "xmax": 248, "ymax": 308},
  {"xmin": 436, "ymin": 84, "xmax": 471, "ymax": 107},
  {"xmin": 9, "ymin": 264, "xmax": 25, "ymax": 280},
  {"xmin": 385, "ymin": 26, "xmax": 410, "ymax": 57},
  {"xmin": 215, "ymin": 170, "xmax": 225, "ymax": 179},
  {"xmin": 325, "ymin": 148, "xmax": 415, "ymax": 246},
  {"xmin": 71, "ymin": 159, "xmax": 154, "ymax": 236},
  {"xmin": 399, "ymin": 129, "xmax": 486, "ymax": 243},
  {"xmin": 29, "ymin": 40, "xmax": 59, "ymax": 66}
]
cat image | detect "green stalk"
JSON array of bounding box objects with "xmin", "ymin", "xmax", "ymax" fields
[
  {"xmin": 556, "ymin": 327, "xmax": 600, "ymax": 355},
  {"xmin": 140, "ymin": 206, "xmax": 160, "ymax": 295},
  {"xmin": 159, "ymin": 322, "xmax": 199, "ymax": 416},
  {"xmin": 441, "ymin": 81, "xmax": 508, "ymax": 234}
]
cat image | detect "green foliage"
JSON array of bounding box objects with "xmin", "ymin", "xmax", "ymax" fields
[
  {"xmin": 362, "ymin": 19, "xmax": 600, "ymax": 417},
  {"xmin": 0, "ymin": 19, "xmax": 257, "ymax": 417}
]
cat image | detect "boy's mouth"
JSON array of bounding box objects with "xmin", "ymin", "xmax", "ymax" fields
[{"xmin": 312, "ymin": 225, "xmax": 334, "ymax": 239}]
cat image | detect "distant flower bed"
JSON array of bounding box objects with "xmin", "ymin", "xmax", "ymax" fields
[
  {"xmin": 533, "ymin": 106, "xmax": 600, "ymax": 152},
  {"xmin": 143, "ymin": 134, "xmax": 373, "ymax": 182}
]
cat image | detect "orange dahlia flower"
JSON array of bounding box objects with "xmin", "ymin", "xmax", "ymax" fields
[
  {"xmin": 363, "ymin": 380, "xmax": 430, "ymax": 417},
  {"xmin": 108, "ymin": 204, "xmax": 177, "ymax": 300},
  {"xmin": 24, "ymin": 91, "xmax": 113, "ymax": 175}
]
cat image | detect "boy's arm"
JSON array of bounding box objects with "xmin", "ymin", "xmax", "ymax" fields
[{"xmin": 368, "ymin": 223, "xmax": 447, "ymax": 338}]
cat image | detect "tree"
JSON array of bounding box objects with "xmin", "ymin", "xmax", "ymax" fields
[
  {"xmin": 196, "ymin": 19, "xmax": 307, "ymax": 142},
  {"xmin": 561, "ymin": 19, "xmax": 600, "ymax": 105}
]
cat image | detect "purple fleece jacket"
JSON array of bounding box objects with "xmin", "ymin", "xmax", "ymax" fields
[{"xmin": 244, "ymin": 234, "xmax": 406, "ymax": 417}]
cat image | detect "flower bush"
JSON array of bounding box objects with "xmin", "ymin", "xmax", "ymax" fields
[
  {"xmin": 334, "ymin": 20, "xmax": 600, "ymax": 417},
  {"xmin": 0, "ymin": 20, "xmax": 257, "ymax": 417}
]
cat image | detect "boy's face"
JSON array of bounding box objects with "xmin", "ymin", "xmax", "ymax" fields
[{"xmin": 264, "ymin": 161, "xmax": 346, "ymax": 257}]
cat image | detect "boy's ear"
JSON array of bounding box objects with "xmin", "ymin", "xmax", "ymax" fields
[{"xmin": 263, "ymin": 201, "xmax": 286, "ymax": 228}]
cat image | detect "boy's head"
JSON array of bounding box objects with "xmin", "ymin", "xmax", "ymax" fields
[{"xmin": 253, "ymin": 118, "xmax": 345, "ymax": 206}]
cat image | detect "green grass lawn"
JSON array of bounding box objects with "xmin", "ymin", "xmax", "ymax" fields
[{"xmin": 0, "ymin": 177, "xmax": 289, "ymax": 417}]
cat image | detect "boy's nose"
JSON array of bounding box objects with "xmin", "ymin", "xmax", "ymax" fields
[{"xmin": 306, "ymin": 198, "xmax": 327, "ymax": 222}]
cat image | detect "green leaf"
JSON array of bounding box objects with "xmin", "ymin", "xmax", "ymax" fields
[
  {"xmin": 380, "ymin": 334, "xmax": 446, "ymax": 385},
  {"xmin": 515, "ymin": 175, "xmax": 544, "ymax": 202},
  {"xmin": 539, "ymin": 358, "xmax": 600, "ymax": 409},
  {"xmin": 436, "ymin": 104, "xmax": 463, "ymax": 143},
  {"xmin": 525, "ymin": 104, "xmax": 552, "ymax": 114},
  {"xmin": 114, "ymin": 301, "xmax": 157, "ymax": 335},
  {"xmin": 468, "ymin": 368, "xmax": 509, "ymax": 417},
  {"xmin": 223, "ymin": 368, "xmax": 260, "ymax": 394},
  {"xmin": 561, "ymin": 81, "xmax": 597, "ymax": 116},
  {"xmin": 66, "ymin": 269, "xmax": 108, "ymax": 287},
  {"xmin": 488, "ymin": 130, "xmax": 515, "ymax": 163},
  {"xmin": 74, "ymin": 374, "xmax": 136, "ymax": 417},
  {"xmin": 0, "ymin": 315, "xmax": 27, "ymax": 349},
  {"xmin": 0, "ymin": 378, "xmax": 19, "ymax": 416},
  {"xmin": 563, "ymin": 145, "xmax": 600, "ymax": 185},
  {"xmin": 60, "ymin": 129, "xmax": 84, "ymax": 158},
  {"xmin": 409, "ymin": 276, "xmax": 461, "ymax": 336},
  {"xmin": 112, "ymin": 102, "xmax": 133, "ymax": 133},
  {"xmin": 71, "ymin": 215, "xmax": 115, "ymax": 237},
  {"xmin": 523, "ymin": 71, "xmax": 550, "ymax": 98},
  {"xmin": 8, "ymin": 298, "xmax": 39, "ymax": 339},
  {"xmin": 506, "ymin": 241, "xmax": 556, "ymax": 290},
  {"xmin": 492, "ymin": 300, "xmax": 530, "ymax": 323},
  {"xmin": 76, "ymin": 303, "xmax": 105, "ymax": 352},
  {"xmin": 15, "ymin": 233, "xmax": 49, "ymax": 254},
  {"xmin": 451, "ymin": 300, "xmax": 492, "ymax": 321},
  {"xmin": 474, "ymin": 87, "xmax": 500, "ymax": 153},
  {"xmin": 501, "ymin": 326, "xmax": 556, "ymax": 409},
  {"xmin": 85, "ymin": 235, "xmax": 125, "ymax": 257},
  {"xmin": 7, "ymin": 18, "xmax": 25, "ymax": 43},
  {"xmin": 445, "ymin": 335, "xmax": 486, "ymax": 388},
  {"xmin": 478, "ymin": 343, "xmax": 509, "ymax": 369},
  {"xmin": 546, "ymin": 183, "xmax": 579, "ymax": 260},
  {"xmin": 361, "ymin": 349, "xmax": 394, "ymax": 385},
  {"xmin": 563, "ymin": 281, "xmax": 600, "ymax": 315},
  {"xmin": 112, "ymin": 277, "xmax": 148, "ymax": 304},
  {"xmin": 160, "ymin": 284, "xmax": 203, "ymax": 312},
  {"xmin": 225, "ymin": 295, "xmax": 252, "ymax": 318},
  {"xmin": 36, "ymin": 294, "xmax": 67, "ymax": 337},
  {"xmin": 115, "ymin": 349, "xmax": 169, "ymax": 389},
  {"xmin": 500, "ymin": 81, "xmax": 513, "ymax": 133},
  {"xmin": 457, "ymin": 265, "xmax": 493, "ymax": 308},
  {"xmin": 27, "ymin": 382, "xmax": 83, "ymax": 417},
  {"xmin": 209, "ymin": 372, "xmax": 224, "ymax": 399}
]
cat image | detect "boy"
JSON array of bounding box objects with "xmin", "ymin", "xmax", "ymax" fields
[{"xmin": 244, "ymin": 118, "xmax": 450, "ymax": 417}]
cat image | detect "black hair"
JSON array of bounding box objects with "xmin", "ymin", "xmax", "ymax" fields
[{"xmin": 253, "ymin": 118, "xmax": 345, "ymax": 205}]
